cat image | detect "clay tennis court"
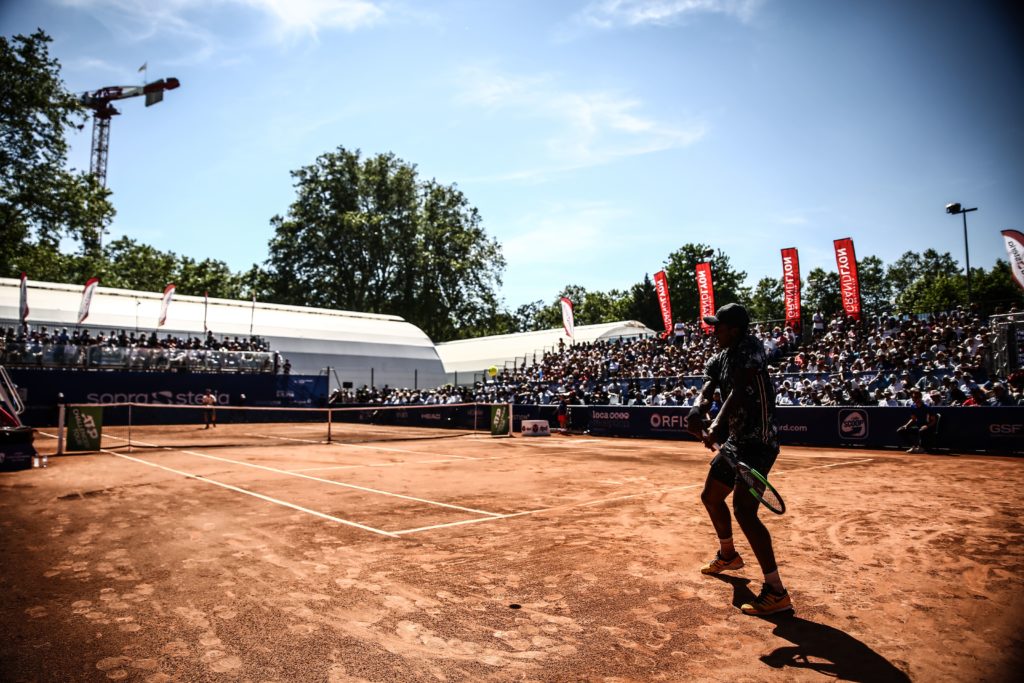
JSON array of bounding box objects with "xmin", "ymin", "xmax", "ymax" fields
[{"xmin": 1, "ymin": 424, "xmax": 1021, "ymax": 682}]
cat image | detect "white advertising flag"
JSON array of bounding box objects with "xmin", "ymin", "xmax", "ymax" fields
[
  {"xmin": 560, "ymin": 296, "xmax": 575, "ymax": 339},
  {"xmin": 1001, "ymin": 230, "xmax": 1024, "ymax": 291},
  {"xmin": 158, "ymin": 283, "xmax": 175, "ymax": 327},
  {"xmin": 78, "ymin": 277, "xmax": 100, "ymax": 323}
]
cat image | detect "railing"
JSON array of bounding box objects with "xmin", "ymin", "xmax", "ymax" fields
[
  {"xmin": 0, "ymin": 343, "xmax": 276, "ymax": 373},
  {"xmin": 491, "ymin": 367, "xmax": 988, "ymax": 396}
]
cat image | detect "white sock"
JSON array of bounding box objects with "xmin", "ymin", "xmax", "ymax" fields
[
  {"xmin": 719, "ymin": 537, "xmax": 735, "ymax": 557},
  {"xmin": 764, "ymin": 569, "xmax": 784, "ymax": 593}
]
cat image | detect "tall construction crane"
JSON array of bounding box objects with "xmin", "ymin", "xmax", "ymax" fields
[{"xmin": 80, "ymin": 77, "xmax": 180, "ymax": 188}]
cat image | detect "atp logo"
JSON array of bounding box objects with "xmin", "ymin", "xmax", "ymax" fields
[
  {"xmin": 80, "ymin": 414, "xmax": 99, "ymax": 440},
  {"xmin": 838, "ymin": 409, "xmax": 868, "ymax": 439}
]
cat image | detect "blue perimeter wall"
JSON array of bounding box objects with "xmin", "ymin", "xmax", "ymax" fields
[
  {"xmin": 512, "ymin": 405, "xmax": 1023, "ymax": 455},
  {"xmin": 8, "ymin": 369, "xmax": 1020, "ymax": 454},
  {"xmin": 9, "ymin": 368, "xmax": 327, "ymax": 426}
]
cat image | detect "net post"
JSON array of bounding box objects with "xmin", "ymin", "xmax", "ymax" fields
[
  {"xmin": 327, "ymin": 407, "xmax": 332, "ymax": 444},
  {"xmin": 507, "ymin": 402, "xmax": 513, "ymax": 437},
  {"xmin": 127, "ymin": 403, "xmax": 132, "ymax": 452},
  {"xmin": 56, "ymin": 403, "xmax": 66, "ymax": 456}
]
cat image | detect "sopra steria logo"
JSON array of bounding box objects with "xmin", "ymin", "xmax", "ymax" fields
[{"xmin": 838, "ymin": 409, "xmax": 868, "ymax": 439}]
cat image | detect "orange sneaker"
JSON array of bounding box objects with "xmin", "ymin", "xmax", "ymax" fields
[
  {"xmin": 700, "ymin": 551, "xmax": 744, "ymax": 575},
  {"xmin": 740, "ymin": 585, "xmax": 793, "ymax": 615}
]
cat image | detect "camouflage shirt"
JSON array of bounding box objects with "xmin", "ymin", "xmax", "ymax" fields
[{"xmin": 702, "ymin": 334, "xmax": 779, "ymax": 452}]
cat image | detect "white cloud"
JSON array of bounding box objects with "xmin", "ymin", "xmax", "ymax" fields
[
  {"xmin": 239, "ymin": 0, "xmax": 384, "ymax": 35},
  {"xmin": 576, "ymin": 0, "xmax": 764, "ymax": 29},
  {"xmin": 773, "ymin": 213, "xmax": 809, "ymax": 226},
  {"xmin": 503, "ymin": 202, "xmax": 629, "ymax": 265},
  {"xmin": 457, "ymin": 66, "xmax": 706, "ymax": 180},
  {"xmin": 55, "ymin": 0, "xmax": 386, "ymax": 53}
]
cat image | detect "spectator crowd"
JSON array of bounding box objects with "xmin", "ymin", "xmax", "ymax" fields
[
  {"xmin": 340, "ymin": 306, "xmax": 1024, "ymax": 408},
  {"xmin": 1, "ymin": 325, "xmax": 281, "ymax": 373},
  {"xmin": 3, "ymin": 326, "xmax": 271, "ymax": 352}
]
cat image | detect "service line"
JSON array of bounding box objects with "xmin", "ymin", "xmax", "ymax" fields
[
  {"xmin": 93, "ymin": 443, "xmax": 397, "ymax": 537},
  {"xmin": 109, "ymin": 435, "xmax": 503, "ymax": 518}
]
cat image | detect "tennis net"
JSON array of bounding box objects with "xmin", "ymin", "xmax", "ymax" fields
[{"xmin": 58, "ymin": 402, "xmax": 510, "ymax": 453}]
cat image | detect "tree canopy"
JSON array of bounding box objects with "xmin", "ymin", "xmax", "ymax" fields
[
  {"xmin": 261, "ymin": 147, "xmax": 505, "ymax": 342},
  {"xmin": 1, "ymin": 30, "xmax": 114, "ymax": 277}
]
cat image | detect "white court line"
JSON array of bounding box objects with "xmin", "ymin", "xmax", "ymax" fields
[
  {"xmin": 246, "ymin": 432, "xmax": 476, "ymax": 458},
  {"xmin": 391, "ymin": 458, "xmax": 875, "ymax": 536},
  {"xmin": 112, "ymin": 436, "xmax": 503, "ymax": 518},
  {"xmin": 33, "ymin": 436, "xmax": 398, "ymax": 538}
]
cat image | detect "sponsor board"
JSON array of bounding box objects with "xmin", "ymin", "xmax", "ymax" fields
[
  {"xmin": 67, "ymin": 405, "xmax": 103, "ymax": 452},
  {"xmin": 521, "ymin": 419, "xmax": 551, "ymax": 437},
  {"xmin": 490, "ymin": 404, "xmax": 510, "ymax": 437},
  {"xmin": 989, "ymin": 423, "xmax": 1022, "ymax": 436},
  {"xmin": 86, "ymin": 390, "xmax": 230, "ymax": 405},
  {"xmin": 649, "ymin": 412, "xmax": 687, "ymax": 431},
  {"xmin": 838, "ymin": 409, "xmax": 868, "ymax": 439},
  {"xmin": 590, "ymin": 409, "xmax": 632, "ymax": 431}
]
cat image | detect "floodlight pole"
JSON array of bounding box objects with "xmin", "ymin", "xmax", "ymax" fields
[{"xmin": 946, "ymin": 204, "xmax": 978, "ymax": 308}]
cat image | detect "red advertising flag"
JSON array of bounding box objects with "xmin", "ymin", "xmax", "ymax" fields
[
  {"xmin": 695, "ymin": 262, "xmax": 716, "ymax": 334},
  {"xmin": 780, "ymin": 248, "xmax": 802, "ymax": 330},
  {"xmin": 560, "ymin": 296, "xmax": 575, "ymax": 339},
  {"xmin": 653, "ymin": 270, "xmax": 673, "ymax": 337},
  {"xmin": 78, "ymin": 277, "xmax": 100, "ymax": 324},
  {"xmin": 158, "ymin": 283, "xmax": 176, "ymax": 327},
  {"xmin": 1001, "ymin": 230, "xmax": 1024, "ymax": 291},
  {"xmin": 833, "ymin": 238, "xmax": 862, "ymax": 321}
]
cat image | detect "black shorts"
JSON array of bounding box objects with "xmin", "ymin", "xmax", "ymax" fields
[{"xmin": 709, "ymin": 441, "xmax": 778, "ymax": 489}]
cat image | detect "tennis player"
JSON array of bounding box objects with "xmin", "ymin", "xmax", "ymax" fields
[
  {"xmin": 685, "ymin": 303, "xmax": 792, "ymax": 616},
  {"xmin": 201, "ymin": 388, "xmax": 217, "ymax": 429}
]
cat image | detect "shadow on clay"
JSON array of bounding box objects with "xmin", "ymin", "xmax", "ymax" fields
[{"xmin": 711, "ymin": 574, "xmax": 910, "ymax": 683}]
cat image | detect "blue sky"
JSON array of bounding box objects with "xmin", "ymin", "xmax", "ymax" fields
[{"xmin": 3, "ymin": 0, "xmax": 1022, "ymax": 309}]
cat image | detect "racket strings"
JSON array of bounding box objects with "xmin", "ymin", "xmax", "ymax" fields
[{"xmin": 737, "ymin": 464, "xmax": 784, "ymax": 513}]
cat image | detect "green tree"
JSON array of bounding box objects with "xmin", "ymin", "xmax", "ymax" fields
[
  {"xmin": 662, "ymin": 244, "xmax": 749, "ymax": 323},
  {"xmin": 624, "ymin": 273, "xmax": 662, "ymax": 331},
  {"xmin": 889, "ymin": 249, "xmax": 962, "ymax": 314},
  {"xmin": 898, "ymin": 274, "xmax": 965, "ymax": 314},
  {"xmin": 1, "ymin": 30, "xmax": 114, "ymax": 276},
  {"xmin": 804, "ymin": 267, "xmax": 840, "ymax": 317},
  {"xmin": 262, "ymin": 147, "xmax": 504, "ymax": 342},
  {"xmin": 748, "ymin": 277, "xmax": 784, "ymax": 323},
  {"xmin": 856, "ymin": 255, "xmax": 891, "ymax": 319},
  {"xmin": 94, "ymin": 237, "xmax": 247, "ymax": 298},
  {"xmin": 972, "ymin": 260, "xmax": 1024, "ymax": 314}
]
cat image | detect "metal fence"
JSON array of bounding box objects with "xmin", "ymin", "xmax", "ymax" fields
[{"xmin": 0, "ymin": 343, "xmax": 276, "ymax": 374}]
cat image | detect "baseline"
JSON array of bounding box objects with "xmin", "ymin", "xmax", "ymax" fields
[{"xmin": 391, "ymin": 457, "xmax": 875, "ymax": 536}]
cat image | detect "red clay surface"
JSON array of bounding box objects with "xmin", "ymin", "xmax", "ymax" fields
[{"xmin": 1, "ymin": 426, "xmax": 1022, "ymax": 682}]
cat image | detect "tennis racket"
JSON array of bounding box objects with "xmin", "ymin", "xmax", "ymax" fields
[{"xmin": 704, "ymin": 432, "xmax": 785, "ymax": 515}]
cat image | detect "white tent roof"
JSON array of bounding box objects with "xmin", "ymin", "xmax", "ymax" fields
[
  {"xmin": 0, "ymin": 278, "xmax": 446, "ymax": 386},
  {"xmin": 435, "ymin": 320, "xmax": 657, "ymax": 376},
  {"xmin": 0, "ymin": 278, "xmax": 433, "ymax": 347}
]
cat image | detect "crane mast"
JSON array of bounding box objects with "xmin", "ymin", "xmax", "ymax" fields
[{"xmin": 80, "ymin": 77, "xmax": 181, "ymax": 188}]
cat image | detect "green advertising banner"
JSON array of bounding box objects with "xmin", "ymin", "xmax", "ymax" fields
[
  {"xmin": 66, "ymin": 405, "xmax": 103, "ymax": 452},
  {"xmin": 490, "ymin": 404, "xmax": 510, "ymax": 437}
]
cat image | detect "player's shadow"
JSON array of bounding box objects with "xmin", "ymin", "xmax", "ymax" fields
[{"xmin": 711, "ymin": 575, "xmax": 910, "ymax": 682}]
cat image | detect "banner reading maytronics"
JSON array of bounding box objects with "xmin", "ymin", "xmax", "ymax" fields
[{"xmin": 66, "ymin": 404, "xmax": 103, "ymax": 452}]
